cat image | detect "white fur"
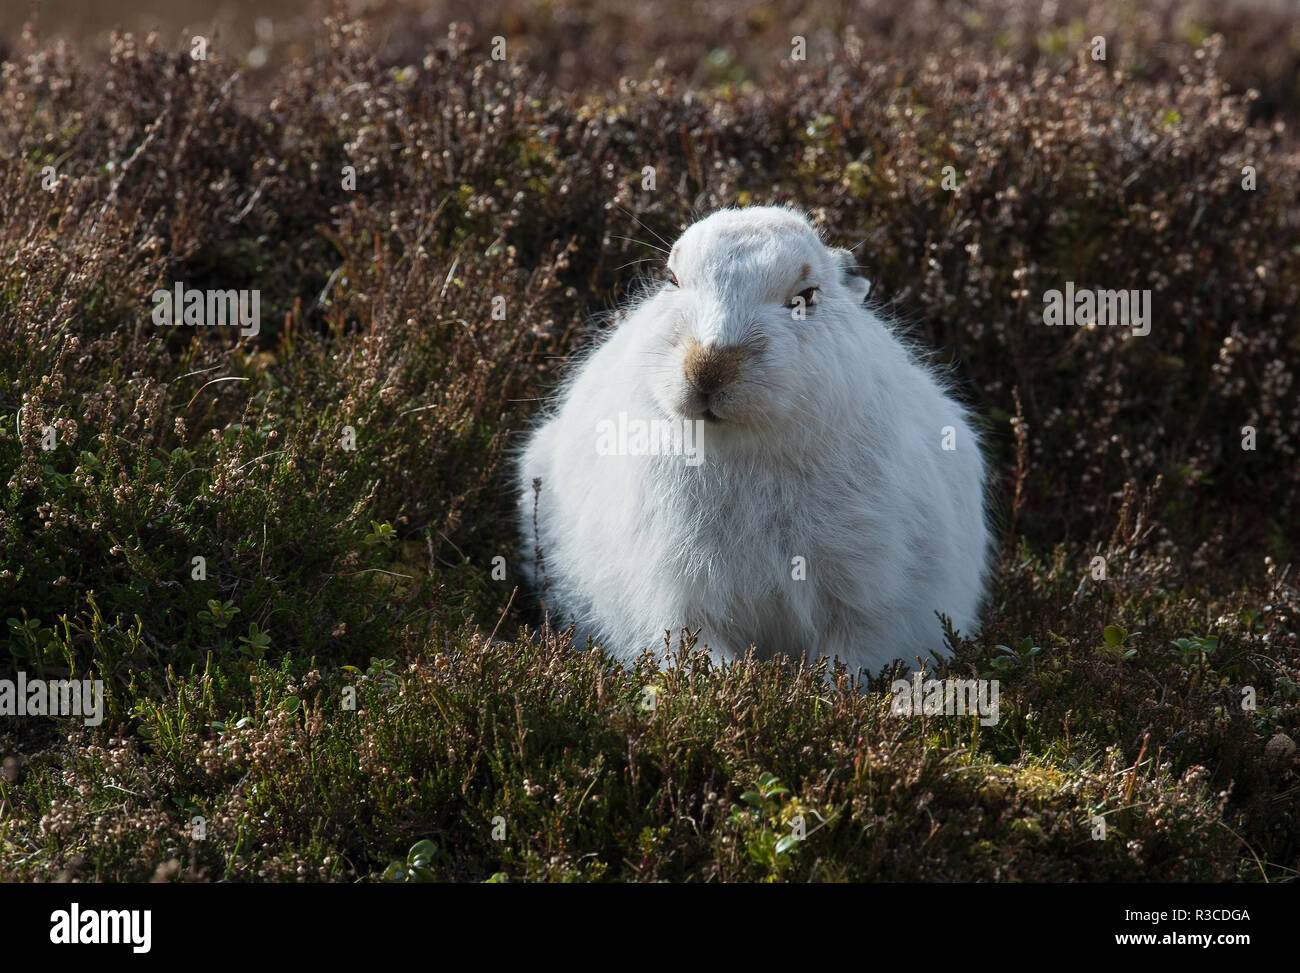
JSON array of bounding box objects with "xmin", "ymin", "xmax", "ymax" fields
[{"xmin": 516, "ymin": 206, "xmax": 992, "ymax": 673}]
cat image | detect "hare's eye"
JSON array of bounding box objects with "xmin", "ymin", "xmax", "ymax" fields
[{"xmin": 789, "ymin": 286, "xmax": 819, "ymax": 309}]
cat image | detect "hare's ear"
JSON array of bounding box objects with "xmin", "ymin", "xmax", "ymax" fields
[{"xmin": 831, "ymin": 247, "xmax": 871, "ymax": 302}]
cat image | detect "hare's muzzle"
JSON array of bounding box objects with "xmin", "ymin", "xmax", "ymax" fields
[{"xmin": 682, "ymin": 341, "xmax": 746, "ymax": 396}]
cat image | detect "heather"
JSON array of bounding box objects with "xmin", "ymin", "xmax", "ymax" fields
[{"xmin": 0, "ymin": 2, "xmax": 1297, "ymax": 881}]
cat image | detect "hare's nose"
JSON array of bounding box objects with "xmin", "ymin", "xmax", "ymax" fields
[{"xmin": 683, "ymin": 342, "xmax": 743, "ymax": 395}]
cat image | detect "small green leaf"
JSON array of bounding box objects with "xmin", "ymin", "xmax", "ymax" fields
[
  {"xmin": 408, "ymin": 839, "xmax": 438, "ymax": 863},
  {"xmin": 775, "ymin": 834, "xmax": 801, "ymax": 855}
]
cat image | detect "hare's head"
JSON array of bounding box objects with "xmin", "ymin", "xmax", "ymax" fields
[{"xmin": 641, "ymin": 206, "xmax": 870, "ymax": 436}]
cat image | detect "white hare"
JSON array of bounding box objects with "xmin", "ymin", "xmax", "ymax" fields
[{"xmin": 517, "ymin": 206, "xmax": 992, "ymax": 674}]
